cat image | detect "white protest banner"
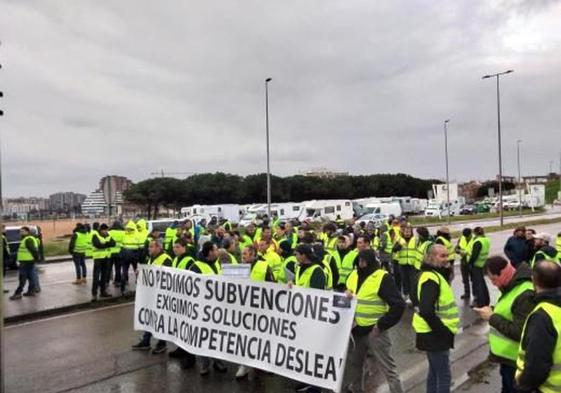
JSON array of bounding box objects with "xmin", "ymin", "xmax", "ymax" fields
[{"xmin": 134, "ymin": 265, "xmax": 357, "ymax": 391}]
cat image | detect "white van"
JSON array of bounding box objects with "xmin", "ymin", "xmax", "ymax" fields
[
  {"xmin": 239, "ymin": 203, "xmax": 303, "ymax": 226},
  {"xmin": 180, "ymin": 204, "xmax": 241, "ymax": 223},
  {"xmin": 364, "ymin": 202, "xmax": 402, "ymax": 218},
  {"xmin": 424, "ymin": 200, "xmax": 461, "ymax": 217},
  {"xmin": 299, "ymin": 199, "xmax": 354, "ymax": 222}
]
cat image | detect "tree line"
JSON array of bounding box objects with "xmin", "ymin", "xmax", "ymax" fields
[{"xmin": 123, "ymin": 172, "xmax": 440, "ymax": 218}]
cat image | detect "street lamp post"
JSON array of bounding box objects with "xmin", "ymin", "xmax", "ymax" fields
[
  {"xmin": 265, "ymin": 77, "xmax": 272, "ymax": 218},
  {"xmin": 444, "ymin": 119, "xmax": 451, "ymax": 225},
  {"xmin": 482, "ymin": 69, "xmax": 514, "ymax": 227},
  {"xmin": 517, "ymin": 139, "xmax": 522, "ymax": 217}
]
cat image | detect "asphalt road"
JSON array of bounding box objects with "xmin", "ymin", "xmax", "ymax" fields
[{"xmin": 4, "ymin": 221, "xmax": 561, "ymax": 393}]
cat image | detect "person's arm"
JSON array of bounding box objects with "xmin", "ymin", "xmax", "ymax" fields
[
  {"xmin": 309, "ymin": 266, "xmax": 326, "ymax": 290},
  {"xmin": 329, "ymin": 256, "xmax": 339, "ymax": 287},
  {"xmin": 376, "ymin": 274, "xmax": 405, "ymax": 331},
  {"xmin": 418, "ymin": 279, "xmax": 451, "ymax": 336},
  {"xmin": 516, "ymin": 311, "xmax": 557, "ymax": 392},
  {"xmin": 489, "ymin": 290, "xmax": 534, "ymax": 341},
  {"xmin": 68, "ymin": 234, "xmax": 77, "ymax": 254},
  {"xmin": 468, "ymin": 241, "xmax": 482, "ymax": 265},
  {"xmin": 503, "ymin": 238, "xmax": 514, "ymax": 261}
]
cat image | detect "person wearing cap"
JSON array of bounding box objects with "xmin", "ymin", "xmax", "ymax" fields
[
  {"xmin": 344, "ymin": 249, "xmax": 405, "ymax": 393},
  {"xmin": 413, "ymin": 244, "xmax": 460, "ymax": 393},
  {"xmin": 515, "ymin": 260, "xmax": 561, "ymax": 393},
  {"xmin": 455, "ymin": 228, "xmax": 474, "ymax": 300},
  {"xmin": 393, "ymin": 226, "xmax": 418, "ymax": 301},
  {"xmin": 91, "ymin": 224, "xmax": 116, "ymax": 301},
  {"xmin": 120, "ymin": 220, "xmax": 140, "ymax": 295},
  {"xmin": 435, "ymin": 227, "xmax": 455, "ymax": 282},
  {"xmin": 473, "ymin": 256, "xmax": 534, "ymax": 393},
  {"xmin": 530, "ymin": 233, "xmax": 559, "ymax": 268},
  {"xmin": 468, "ymin": 227, "xmax": 491, "ymax": 308}
]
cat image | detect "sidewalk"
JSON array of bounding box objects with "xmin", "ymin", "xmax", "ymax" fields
[{"xmin": 2, "ymin": 260, "xmax": 136, "ymax": 322}]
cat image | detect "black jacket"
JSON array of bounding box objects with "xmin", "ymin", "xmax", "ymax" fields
[
  {"xmin": 504, "ymin": 236, "xmax": 529, "ymax": 267},
  {"xmin": 416, "ymin": 265, "xmax": 455, "ymax": 351},
  {"xmin": 533, "ymin": 245, "xmax": 558, "ymax": 264},
  {"xmin": 516, "ymin": 288, "xmax": 561, "ymax": 393},
  {"xmin": 488, "ymin": 263, "xmax": 535, "ymax": 366},
  {"xmin": 468, "ymin": 239, "xmax": 483, "ymax": 266}
]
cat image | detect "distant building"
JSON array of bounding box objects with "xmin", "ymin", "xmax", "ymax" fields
[
  {"xmin": 458, "ymin": 181, "xmax": 481, "ymax": 201},
  {"xmin": 497, "ymin": 173, "xmax": 559, "ymax": 184},
  {"xmin": 81, "ymin": 175, "xmax": 133, "ymax": 217},
  {"xmin": 49, "ymin": 192, "xmax": 86, "ymax": 213},
  {"xmin": 302, "ymin": 168, "xmax": 349, "ymax": 178},
  {"xmin": 2, "ymin": 197, "xmax": 50, "ymax": 218}
]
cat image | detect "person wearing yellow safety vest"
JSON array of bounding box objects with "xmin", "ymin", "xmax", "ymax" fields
[
  {"xmin": 378, "ymin": 226, "xmax": 394, "ymax": 272},
  {"xmin": 515, "ymin": 261, "xmax": 561, "ymax": 393},
  {"xmin": 91, "ymin": 224, "xmax": 116, "ymax": 302},
  {"xmin": 285, "ymin": 221, "xmax": 299, "ymax": 250},
  {"xmin": 277, "ymin": 240, "xmax": 297, "ymax": 283},
  {"xmin": 194, "ymin": 241, "xmax": 228, "ymax": 376},
  {"xmin": 435, "ymin": 227, "xmax": 455, "ymax": 282},
  {"xmin": 108, "ymin": 221, "xmax": 125, "ymax": 287},
  {"xmin": 330, "ymin": 235, "xmax": 351, "ymax": 290},
  {"xmin": 257, "ymin": 238, "xmax": 282, "ymax": 281},
  {"xmin": 217, "ymin": 237, "xmax": 240, "ymax": 265},
  {"xmin": 530, "ymin": 233, "xmax": 559, "ymax": 268},
  {"xmin": 339, "ymin": 235, "xmax": 370, "ymax": 287},
  {"xmin": 393, "ymin": 226, "xmax": 418, "ymax": 302},
  {"xmin": 163, "ymin": 221, "xmax": 178, "ymax": 254},
  {"xmin": 9, "ymin": 226, "xmax": 40, "ymax": 300},
  {"xmin": 413, "ymin": 244, "xmax": 459, "ymax": 393},
  {"xmin": 236, "ymin": 245, "xmax": 275, "ymax": 379},
  {"xmin": 68, "ymin": 223, "xmax": 89, "ymax": 285},
  {"xmin": 290, "ymin": 243, "xmax": 326, "ymax": 393},
  {"xmin": 136, "ymin": 219, "xmax": 149, "ymax": 264},
  {"xmin": 343, "ymin": 249, "xmax": 405, "ymax": 393},
  {"xmin": 322, "ymin": 222, "xmax": 339, "ymax": 252},
  {"xmin": 132, "ymin": 238, "xmax": 172, "ymax": 354},
  {"xmin": 120, "ymin": 221, "xmax": 140, "ymax": 295},
  {"xmin": 472, "ymin": 257, "xmax": 534, "ymax": 393},
  {"xmin": 455, "ymin": 228, "xmax": 474, "ymax": 300},
  {"xmin": 556, "ymin": 232, "xmax": 561, "ymax": 254},
  {"xmin": 468, "ymin": 226, "xmax": 491, "ymax": 308}
]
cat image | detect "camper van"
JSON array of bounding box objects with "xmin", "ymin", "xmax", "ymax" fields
[
  {"xmin": 299, "ymin": 200, "xmax": 354, "ymax": 222},
  {"xmin": 364, "ymin": 202, "xmax": 403, "ymax": 218},
  {"xmin": 239, "ymin": 203, "xmax": 303, "ymax": 226},
  {"xmin": 180, "ymin": 204, "xmax": 241, "ymax": 223},
  {"xmin": 424, "ymin": 200, "xmax": 462, "ymax": 217}
]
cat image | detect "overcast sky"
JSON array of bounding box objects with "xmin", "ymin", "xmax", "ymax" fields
[{"xmin": 1, "ymin": 0, "xmax": 560, "ymax": 197}]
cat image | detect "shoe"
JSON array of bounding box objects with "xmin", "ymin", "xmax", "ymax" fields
[
  {"xmin": 9, "ymin": 293, "xmax": 22, "ymax": 300},
  {"xmin": 169, "ymin": 348, "xmax": 184, "ymax": 359},
  {"xmin": 131, "ymin": 342, "xmax": 151, "ymax": 351},
  {"xmin": 235, "ymin": 365, "xmax": 250, "ymax": 379},
  {"xmin": 72, "ymin": 279, "xmax": 81, "ymax": 285},
  {"xmin": 113, "ymin": 281, "xmax": 120, "ymax": 287},
  {"xmin": 200, "ymin": 365, "xmax": 210, "ymax": 376},
  {"xmin": 81, "ymin": 278, "xmax": 87, "ymax": 284},
  {"xmin": 3, "ymin": 289, "xmax": 9, "ymax": 293},
  {"xmin": 23, "ymin": 291, "xmax": 36, "ymax": 297},
  {"xmin": 91, "ymin": 296, "xmax": 97, "ymax": 302},
  {"xmin": 213, "ymin": 361, "xmax": 227, "ymax": 373},
  {"xmin": 34, "ymin": 288, "xmax": 41, "ymax": 293},
  {"xmin": 100, "ymin": 292, "xmax": 112, "ymax": 298},
  {"xmin": 152, "ymin": 344, "xmax": 167, "ymax": 354}
]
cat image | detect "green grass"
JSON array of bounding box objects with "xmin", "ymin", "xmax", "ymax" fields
[
  {"xmin": 43, "ymin": 239, "xmax": 69, "ymax": 258},
  {"xmin": 450, "ymin": 216, "xmax": 561, "ymax": 238},
  {"xmin": 409, "ymin": 208, "xmax": 545, "ymax": 226}
]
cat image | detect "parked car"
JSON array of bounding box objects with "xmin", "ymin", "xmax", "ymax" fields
[
  {"xmin": 4, "ymin": 225, "xmax": 44, "ymax": 269},
  {"xmin": 460, "ymin": 204, "xmax": 475, "ymax": 215},
  {"xmin": 356, "ymin": 213, "xmax": 388, "ymax": 227}
]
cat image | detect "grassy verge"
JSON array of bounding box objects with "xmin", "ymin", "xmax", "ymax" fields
[
  {"xmin": 43, "ymin": 239, "xmax": 69, "ymax": 258},
  {"xmin": 409, "ymin": 208, "xmax": 545, "ymax": 226},
  {"xmin": 450, "ymin": 216, "xmax": 561, "ymax": 238}
]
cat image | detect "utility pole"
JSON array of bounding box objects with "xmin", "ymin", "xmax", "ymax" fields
[
  {"xmin": 265, "ymin": 77, "xmax": 272, "ymax": 218},
  {"xmin": 482, "ymin": 69, "xmax": 514, "ymax": 227},
  {"xmin": 444, "ymin": 119, "xmax": 451, "ymax": 224},
  {"xmin": 517, "ymin": 140, "xmax": 522, "ymax": 217},
  {"xmin": 0, "ymin": 40, "xmax": 5, "ymax": 393}
]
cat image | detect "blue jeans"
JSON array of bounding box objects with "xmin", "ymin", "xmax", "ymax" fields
[
  {"xmin": 72, "ymin": 254, "xmax": 87, "ymax": 279},
  {"xmin": 15, "ymin": 262, "xmax": 36, "ymax": 295},
  {"xmin": 499, "ymin": 363, "xmax": 516, "ymax": 393},
  {"xmin": 426, "ymin": 350, "xmax": 451, "ymax": 393}
]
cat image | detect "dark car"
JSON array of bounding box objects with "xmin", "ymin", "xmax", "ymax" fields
[
  {"xmin": 4, "ymin": 225, "xmax": 44, "ymax": 269},
  {"xmin": 459, "ymin": 204, "xmax": 476, "ymax": 215}
]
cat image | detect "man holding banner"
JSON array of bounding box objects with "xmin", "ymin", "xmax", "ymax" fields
[{"xmin": 344, "ymin": 249, "xmax": 405, "ymax": 393}]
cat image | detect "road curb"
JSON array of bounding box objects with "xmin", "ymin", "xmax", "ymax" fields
[{"xmin": 4, "ymin": 292, "xmax": 136, "ymax": 325}]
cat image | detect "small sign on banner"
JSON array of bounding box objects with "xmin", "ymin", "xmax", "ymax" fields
[{"xmin": 221, "ymin": 264, "xmax": 251, "ymax": 279}]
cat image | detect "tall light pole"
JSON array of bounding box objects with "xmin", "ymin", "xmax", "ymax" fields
[
  {"xmin": 444, "ymin": 119, "xmax": 451, "ymax": 224},
  {"xmin": 482, "ymin": 69, "xmax": 514, "ymax": 227},
  {"xmin": 517, "ymin": 139, "xmax": 522, "ymax": 217},
  {"xmin": 265, "ymin": 77, "xmax": 272, "ymax": 217}
]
